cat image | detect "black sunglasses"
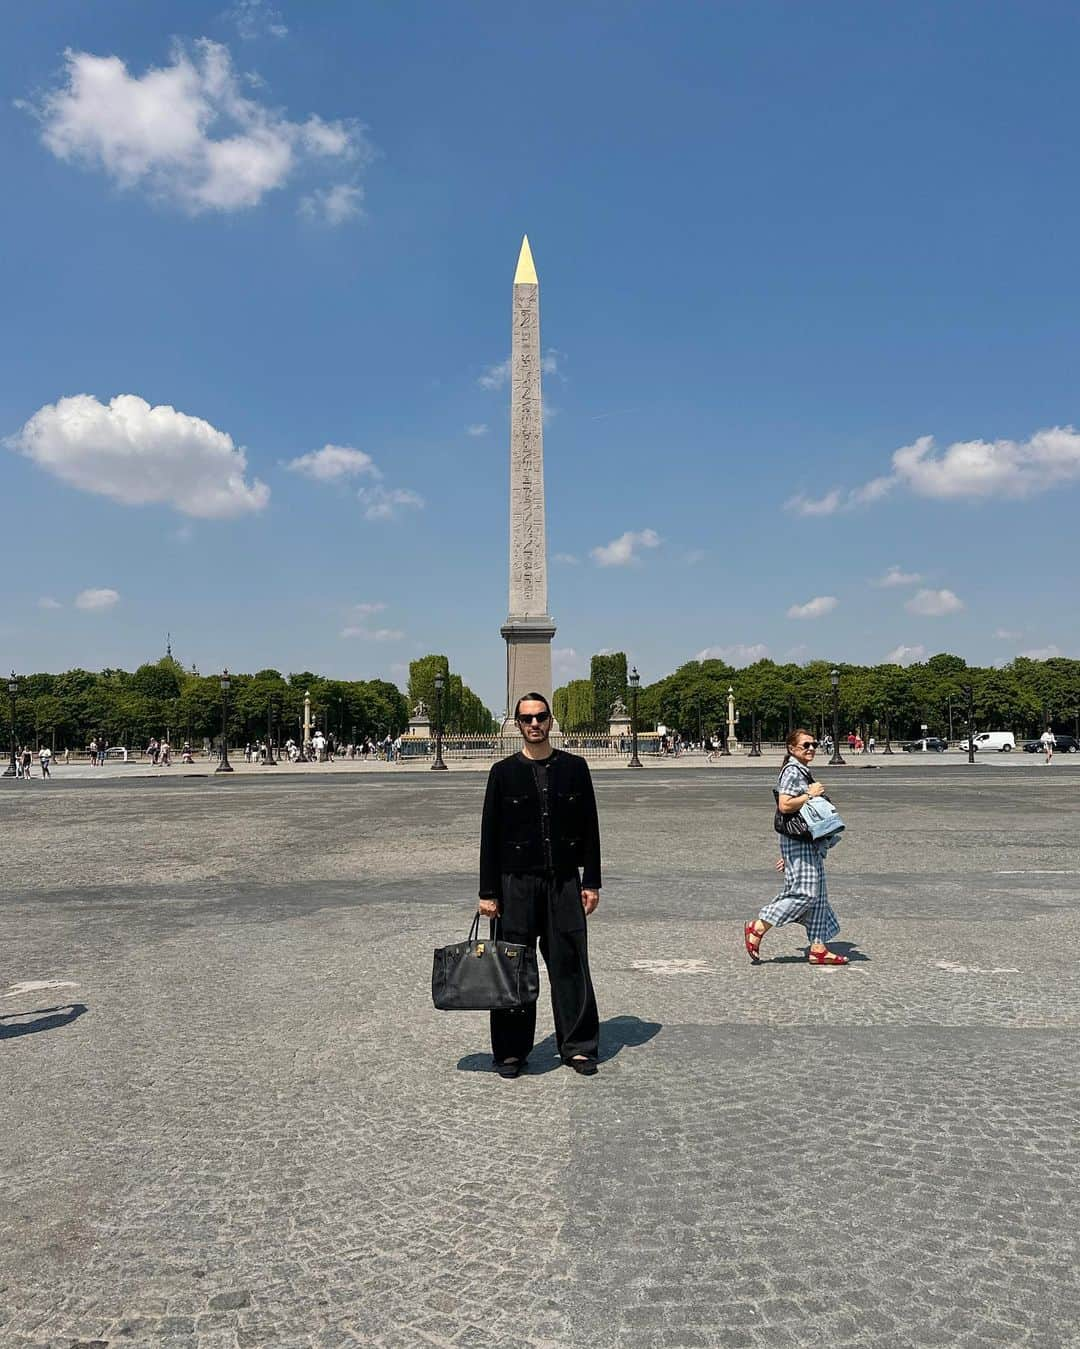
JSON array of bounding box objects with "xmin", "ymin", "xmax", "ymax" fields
[
  {"xmin": 798, "ymin": 740, "xmax": 818, "ymax": 750},
  {"xmin": 517, "ymin": 712, "xmax": 550, "ymax": 725}
]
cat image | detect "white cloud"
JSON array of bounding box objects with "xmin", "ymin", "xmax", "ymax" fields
[
  {"xmin": 800, "ymin": 426, "xmax": 1080, "ymax": 513},
  {"xmin": 225, "ymin": 0, "xmax": 289, "ymax": 40},
  {"xmin": 905, "ymin": 588, "xmax": 963, "ymax": 617},
  {"xmin": 552, "ymin": 647, "xmax": 582, "ymax": 679},
  {"xmin": 787, "ymin": 596, "xmax": 838, "ymax": 620},
  {"xmin": 875, "ymin": 565, "xmax": 923, "ymax": 588},
  {"xmin": 340, "ymin": 625, "xmax": 403, "ymax": 641},
  {"xmin": 696, "ymin": 643, "xmax": 769, "ymax": 666},
  {"xmin": 26, "ymin": 39, "xmax": 368, "ymax": 214},
  {"xmin": 786, "ymin": 489, "xmax": 842, "ymax": 518},
  {"xmin": 357, "ymin": 486, "xmax": 425, "ymax": 521},
  {"xmin": 352, "ymin": 601, "xmax": 386, "ymax": 616},
  {"xmin": 9, "ymin": 393, "xmax": 269, "ymax": 518},
  {"xmin": 38, "ymin": 597, "xmax": 63, "ymax": 610},
  {"xmin": 786, "ymin": 476, "xmax": 895, "ymax": 517},
  {"xmin": 994, "ymin": 628, "xmax": 1022, "ymax": 640},
  {"xmin": 591, "ymin": 528, "xmax": 661, "ymax": 567},
  {"xmin": 478, "ymin": 359, "xmax": 510, "ymax": 391},
  {"xmin": 465, "ymin": 424, "xmax": 489, "ymax": 438},
  {"xmin": 683, "ymin": 549, "xmax": 706, "ymax": 566},
  {"xmin": 886, "ymin": 644, "xmax": 926, "ymax": 666},
  {"xmin": 889, "ymin": 430, "xmax": 1080, "ymax": 500},
  {"xmin": 285, "ymin": 444, "xmax": 379, "ymax": 482},
  {"xmin": 76, "ymin": 587, "xmax": 119, "ymax": 611},
  {"xmin": 1019, "ymin": 644, "xmax": 1062, "ymax": 660},
  {"xmin": 299, "ymin": 183, "xmax": 363, "ymax": 226},
  {"xmin": 553, "ymin": 552, "xmax": 580, "ymax": 565}
]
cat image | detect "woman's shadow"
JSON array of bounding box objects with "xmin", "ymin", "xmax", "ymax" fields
[
  {"xmin": 457, "ymin": 1013, "xmax": 662, "ymax": 1074},
  {"xmin": 0, "ymin": 1003, "xmax": 88, "ymax": 1041}
]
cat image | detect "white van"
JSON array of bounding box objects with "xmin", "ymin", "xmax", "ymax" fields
[{"xmin": 958, "ymin": 731, "xmax": 1015, "ymax": 753}]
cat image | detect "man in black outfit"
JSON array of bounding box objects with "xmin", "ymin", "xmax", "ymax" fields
[{"xmin": 478, "ymin": 692, "xmax": 601, "ymax": 1079}]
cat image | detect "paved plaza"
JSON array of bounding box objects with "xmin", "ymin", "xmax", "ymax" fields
[{"xmin": 1, "ymin": 762, "xmax": 1079, "ymax": 1348}]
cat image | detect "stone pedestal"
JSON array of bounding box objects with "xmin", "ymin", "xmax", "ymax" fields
[
  {"xmin": 608, "ymin": 712, "xmax": 632, "ymax": 741},
  {"xmin": 500, "ymin": 618, "xmax": 559, "ymax": 732},
  {"xmin": 407, "ymin": 714, "xmax": 432, "ymax": 739}
]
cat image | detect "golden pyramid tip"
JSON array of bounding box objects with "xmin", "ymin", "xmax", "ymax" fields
[{"xmin": 514, "ymin": 235, "xmax": 538, "ymax": 285}]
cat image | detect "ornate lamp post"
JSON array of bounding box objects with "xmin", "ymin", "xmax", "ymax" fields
[
  {"xmin": 722, "ymin": 686, "xmax": 734, "ymax": 755},
  {"xmin": 215, "ymin": 670, "xmax": 234, "ymax": 773},
  {"xmin": 628, "ymin": 667, "xmax": 643, "ymax": 769},
  {"xmin": 3, "ymin": 672, "xmax": 17, "ymax": 777},
  {"xmin": 965, "ymin": 685, "xmax": 975, "ymax": 765},
  {"xmin": 787, "ymin": 692, "xmax": 795, "ymax": 737},
  {"xmin": 883, "ymin": 707, "xmax": 894, "ymax": 754},
  {"xmin": 829, "ymin": 669, "xmax": 845, "ymax": 765},
  {"xmin": 264, "ymin": 695, "xmax": 277, "ymax": 766},
  {"xmin": 431, "ymin": 672, "xmax": 448, "ymax": 770}
]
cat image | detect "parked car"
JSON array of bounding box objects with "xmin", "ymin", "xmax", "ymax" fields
[
  {"xmin": 901, "ymin": 737, "xmax": 949, "ymax": 752},
  {"xmin": 958, "ymin": 731, "xmax": 1016, "ymax": 753},
  {"xmin": 1022, "ymin": 734, "xmax": 1079, "ymax": 753}
]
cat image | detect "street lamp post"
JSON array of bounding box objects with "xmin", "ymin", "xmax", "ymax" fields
[
  {"xmin": 216, "ymin": 670, "xmax": 234, "ymax": 773},
  {"xmin": 965, "ymin": 686, "xmax": 975, "ymax": 765},
  {"xmin": 264, "ymin": 697, "xmax": 276, "ymax": 766},
  {"xmin": 787, "ymin": 692, "xmax": 795, "ymax": 737},
  {"xmin": 431, "ymin": 672, "xmax": 448, "ymax": 770},
  {"xmin": 628, "ymin": 667, "xmax": 643, "ymax": 768},
  {"xmin": 748, "ymin": 708, "xmax": 762, "ymax": 757},
  {"xmin": 829, "ymin": 669, "xmax": 845, "ymax": 765},
  {"xmin": 3, "ymin": 672, "xmax": 17, "ymax": 777},
  {"xmin": 883, "ymin": 708, "xmax": 894, "ymax": 754}
]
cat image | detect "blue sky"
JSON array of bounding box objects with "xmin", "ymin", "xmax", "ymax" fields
[{"xmin": 4, "ymin": 0, "xmax": 1080, "ymax": 714}]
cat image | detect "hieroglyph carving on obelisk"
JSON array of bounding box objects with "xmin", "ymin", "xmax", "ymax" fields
[{"xmin": 501, "ymin": 236, "xmax": 558, "ymax": 732}]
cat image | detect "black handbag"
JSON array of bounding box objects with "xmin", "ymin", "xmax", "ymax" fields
[
  {"xmin": 431, "ymin": 914, "xmax": 540, "ymax": 1012},
  {"xmin": 773, "ymin": 766, "xmax": 813, "ymax": 839}
]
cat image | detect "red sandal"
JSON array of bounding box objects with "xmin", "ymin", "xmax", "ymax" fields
[
  {"xmin": 744, "ymin": 921, "xmax": 763, "ymax": 965},
  {"xmin": 807, "ymin": 947, "xmax": 849, "ymax": 966}
]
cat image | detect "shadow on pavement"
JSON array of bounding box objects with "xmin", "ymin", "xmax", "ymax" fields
[
  {"xmin": 456, "ymin": 1013, "xmax": 662, "ymax": 1074},
  {"xmin": 764, "ymin": 942, "xmax": 869, "ymax": 965},
  {"xmin": 0, "ymin": 1003, "xmax": 88, "ymax": 1040}
]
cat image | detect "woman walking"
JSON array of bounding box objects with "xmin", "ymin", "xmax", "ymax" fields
[{"xmin": 743, "ymin": 728, "xmax": 849, "ymax": 966}]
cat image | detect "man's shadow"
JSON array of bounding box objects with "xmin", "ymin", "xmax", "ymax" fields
[
  {"xmin": 457, "ymin": 1013, "xmax": 662, "ymax": 1074},
  {"xmin": 0, "ymin": 1003, "xmax": 88, "ymax": 1040}
]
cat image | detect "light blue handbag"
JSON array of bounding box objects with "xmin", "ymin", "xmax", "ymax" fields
[{"xmin": 798, "ymin": 795, "xmax": 845, "ymax": 844}]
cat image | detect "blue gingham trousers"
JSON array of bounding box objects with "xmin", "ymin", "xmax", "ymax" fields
[{"xmin": 758, "ymin": 834, "xmax": 840, "ymax": 944}]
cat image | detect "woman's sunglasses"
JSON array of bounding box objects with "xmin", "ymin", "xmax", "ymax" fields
[
  {"xmin": 517, "ymin": 712, "xmax": 550, "ymax": 725},
  {"xmin": 798, "ymin": 740, "xmax": 818, "ymax": 750}
]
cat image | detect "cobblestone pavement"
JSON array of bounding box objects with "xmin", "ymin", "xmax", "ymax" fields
[{"xmin": 1, "ymin": 764, "xmax": 1078, "ymax": 1348}]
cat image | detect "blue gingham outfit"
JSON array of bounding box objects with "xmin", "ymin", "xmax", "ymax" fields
[{"xmin": 757, "ymin": 761, "xmax": 840, "ymax": 944}]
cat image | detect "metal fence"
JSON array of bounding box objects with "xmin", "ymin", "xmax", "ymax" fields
[{"xmin": 400, "ymin": 733, "xmax": 664, "ymax": 761}]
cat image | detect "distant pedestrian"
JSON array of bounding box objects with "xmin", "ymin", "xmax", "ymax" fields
[
  {"xmin": 743, "ymin": 728, "xmax": 849, "ymax": 966},
  {"xmin": 868, "ymin": 736, "xmax": 876, "ymax": 754},
  {"xmin": 20, "ymin": 746, "xmax": 33, "ymax": 780},
  {"xmin": 1040, "ymin": 728, "xmax": 1056, "ymax": 764},
  {"xmin": 39, "ymin": 746, "xmax": 51, "ymax": 778}
]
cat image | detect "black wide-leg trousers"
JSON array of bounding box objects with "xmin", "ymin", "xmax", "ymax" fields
[{"xmin": 490, "ymin": 871, "xmax": 599, "ymax": 1064}]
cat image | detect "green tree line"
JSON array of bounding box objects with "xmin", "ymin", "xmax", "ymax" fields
[
  {"xmin": 5, "ymin": 656, "xmax": 411, "ymax": 750},
  {"xmin": 556, "ymin": 652, "xmax": 1080, "ymax": 742},
  {"xmin": 406, "ymin": 655, "xmax": 497, "ymax": 734}
]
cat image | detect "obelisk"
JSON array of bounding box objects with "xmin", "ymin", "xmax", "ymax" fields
[{"xmin": 500, "ymin": 236, "xmax": 558, "ymax": 732}]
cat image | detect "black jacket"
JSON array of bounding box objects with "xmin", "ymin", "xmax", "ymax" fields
[{"xmin": 479, "ymin": 750, "xmax": 602, "ymax": 899}]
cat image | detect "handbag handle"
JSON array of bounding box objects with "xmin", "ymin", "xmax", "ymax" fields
[{"xmin": 468, "ymin": 912, "xmax": 503, "ymax": 943}]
